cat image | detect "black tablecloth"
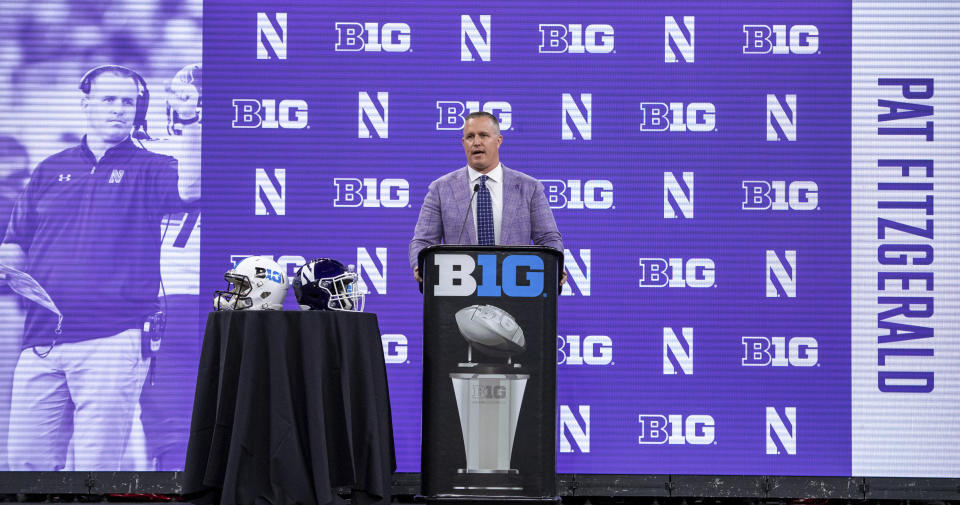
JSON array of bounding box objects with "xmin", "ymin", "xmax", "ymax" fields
[{"xmin": 183, "ymin": 311, "xmax": 395, "ymax": 505}]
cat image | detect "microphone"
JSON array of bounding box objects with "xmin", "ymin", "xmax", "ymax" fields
[{"xmin": 456, "ymin": 183, "xmax": 481, "ymax": 244}]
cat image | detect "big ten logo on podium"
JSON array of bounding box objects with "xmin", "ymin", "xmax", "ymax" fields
[
  {"xmin": 436, "ymin": 101, "xmax": 512, "ymax": 130},
  {"xmin": 638, "ymin": 414, "xmax": 715, "ymax": 445},
  {"xmin": 742, "ymin": 180, "xmax": 819, "ymax": 211},
  {"xmin": 743, "ymin": 25, "xmax": 819, "ymax": 55},
  {"xmin": 640, "ymin": 102, "xmax": 715, "ymax": 132},
  {"xmin": 232, "ymin": 99, "xmax": 308, "ymax": 129},
  {"xmin": 538, "ymin": 23, "xmax": 614, "ymax": 54},
  {"xmin": 335, "ymin": 22, "xmax": 411, "ymax": 52},
  {"xmin": 334, "ymin": 178, "xmax": 410, "ymax": 208},
  {"xmin": 639, "ymin": 257, "xmax": 716, "ymax": 288},
  {"xmin": 433, "ymin": 254, "xmax": 545, "ymax": 297}
]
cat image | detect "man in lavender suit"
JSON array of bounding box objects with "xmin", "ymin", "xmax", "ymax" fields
[{"xmin": 409, "ymin": 111, "xmax": 563, "ymax": 283}]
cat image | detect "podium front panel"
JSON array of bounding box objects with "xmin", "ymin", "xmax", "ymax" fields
[{"xmin": 420, "ymin": 246, "xmax": 560, "ymax": 498}]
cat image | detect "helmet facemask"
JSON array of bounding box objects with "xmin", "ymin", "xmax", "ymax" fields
[
  {"xmin": 213, "ymin": 271, "xmax": 253, "ymax": 310},
  {"xmin": 319, "ymin": 272, "xmax": 365, "ymax": 312}
]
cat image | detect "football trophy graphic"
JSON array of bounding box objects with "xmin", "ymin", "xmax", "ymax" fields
[
  {"xmin": 449, "ymin": 304, "xmax": 529, "ymax": 487},
  {"xmin": 455, "ymin": 304, "xmax": 525, "ymax": 357}
]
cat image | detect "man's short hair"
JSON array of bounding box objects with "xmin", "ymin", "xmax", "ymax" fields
[{"xmin": 464, "ymin": 111, "xmax": 500, "ymax": 134}]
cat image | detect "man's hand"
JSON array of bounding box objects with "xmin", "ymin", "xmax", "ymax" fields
[
  {"xmin": 560, "ymin": 269, "xmax": 567, "ymax": 288},
  {"xmin": 414, "ymin": 267, "xmax": 422, "ymax": 283}
]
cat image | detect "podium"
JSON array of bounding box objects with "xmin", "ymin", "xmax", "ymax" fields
[{"xmin": 418, "ymin": 245, "xmax": 562, "ymax": 503}]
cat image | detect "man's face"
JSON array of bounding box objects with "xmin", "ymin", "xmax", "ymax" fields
[
  {"xmin": 462, "ymin": 116, "xmax": 502, "ymax": 172},
  {"xmin": 82, "ymin": 72, "xmax": 138, "ymax": 144}
]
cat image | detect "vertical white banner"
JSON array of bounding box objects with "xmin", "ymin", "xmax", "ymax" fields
[{"xmin": 852, "ymin": 1, "xmax": 960, "ymax": 476}]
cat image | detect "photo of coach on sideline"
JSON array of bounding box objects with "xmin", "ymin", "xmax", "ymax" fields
[{"xmin": 0, "ymin": 65, "xmax": 200, "ymax": 470}]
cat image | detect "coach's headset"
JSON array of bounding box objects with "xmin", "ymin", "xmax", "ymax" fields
[{"xmin": 78, "ymin": 65, "xmax": 151, "ymax": 140}]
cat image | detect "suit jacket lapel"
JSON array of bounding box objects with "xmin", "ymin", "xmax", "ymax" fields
[
  {"xmin": 500, "ymin": 165, "xmax": 521, "ymax": 245},
  {"xmin": 451, "ymin": 166, "xmax": 477, "ymax": 244}
]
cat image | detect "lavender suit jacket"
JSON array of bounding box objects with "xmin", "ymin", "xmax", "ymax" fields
[{"xmin": 409, "ymin": 165, "xmax": 563, "ymax": 270}]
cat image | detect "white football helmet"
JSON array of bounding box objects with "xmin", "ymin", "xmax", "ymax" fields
[
  {"xmin": 166, "ymin": 63, "xmax": 201, "ymax": 136},
  {"xmin": 213, "ymin": 256, "xmax": 288, "ymax": 310}
]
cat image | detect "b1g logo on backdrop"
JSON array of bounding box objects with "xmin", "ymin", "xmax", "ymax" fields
[
  {"xmin": 233, "ymin": 99, "xmax": 308, "ymax": 129},
  {"xmin": 638, "ymin": 414, "xmax": 715, "ymax": 445},
  {"xmin": 333, "ymin": 178, "xmax": 410, "ymax": 208},
  {"xmin": 436, "ymin": 100, "xmax": 512, "ymax": 130},
  {"xmin": 433, "ymin": 254, "xmax": 544, "ymax": 297},
  {"xmin": 742, "ymin": 336, "xmax": 818, "ymax": 367},
  {"xmin": 639, "ymin": 258, "xmax": 716, "ymax": 288},
  {"xmin": 542, "ymin": 179, "xmax": 613, "ymax": 210},
  {"xmin": 742, "ymin": 180, "xmax": 818, "ymax": 211},
  {"xmin": 539, "ymin": 23, "xmax": 615, "ymax": 54},
  {"xmin": 558, "ymin": 335, "xmax": 613, "ymax": 366},
  {"xmin": 640, "ymin": 102, "xmax": 715, "ymax": 132},
  {"xmin": 382, "ymin": 334, "xmax": 409, "ymax": 364},
  {"xmin": 743, "ymin": 24, "xmax": 819, "ymax": 55},
  {"xmin": 335, "ymin": 22, "xmax": 411, "ymax": 52}
]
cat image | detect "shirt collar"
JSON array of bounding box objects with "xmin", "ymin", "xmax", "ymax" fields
[
  {"xmin": 80, "ymin": 135, "xmax": 136, "ymax": 161},
  {"xmin": 468, "ymin": 163, "xmax": 502, "ymax": 184}
]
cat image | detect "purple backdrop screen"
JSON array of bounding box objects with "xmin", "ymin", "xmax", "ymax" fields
[{"xmin": 0, "ymin": 0, "xmax": 958, "ymax": 478}]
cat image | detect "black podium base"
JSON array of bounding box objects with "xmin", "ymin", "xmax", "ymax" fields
[{"xmin": 423, "ymin": 496, "xmax": 561, "ymax": 505}]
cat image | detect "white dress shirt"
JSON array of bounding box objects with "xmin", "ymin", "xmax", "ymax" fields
[{"xmin": 469, "ymin": 163, "xmax": 503, "ymax": 245}]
